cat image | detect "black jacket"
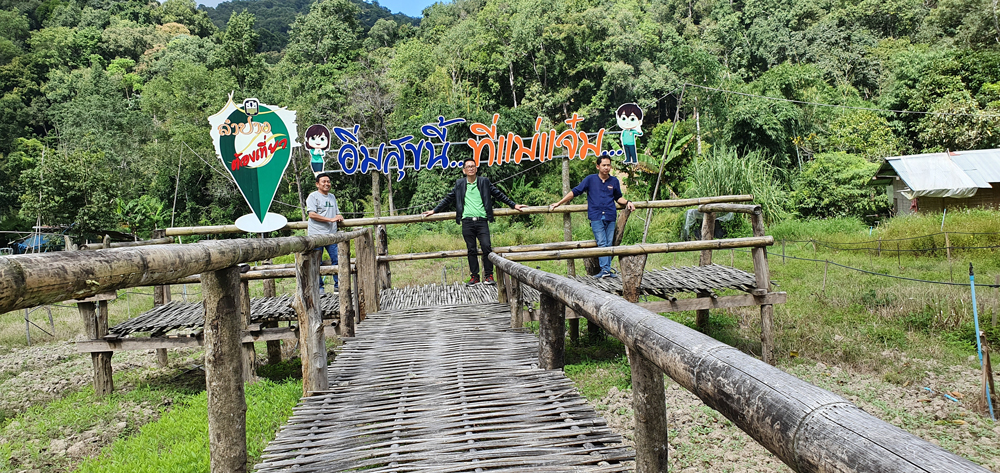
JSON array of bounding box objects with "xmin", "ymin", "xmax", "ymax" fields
[{"xmin": 433, "ymin": 176, "xmax": 518, "ymax": 224}]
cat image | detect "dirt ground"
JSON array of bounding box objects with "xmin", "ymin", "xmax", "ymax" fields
[
  {"xmin": 594, "ymin": 351, "xmax": 1000, "ymax": 472},
  {"xmin": 2, "ymin": 340, "xmax": 999, "ymax": 472}
]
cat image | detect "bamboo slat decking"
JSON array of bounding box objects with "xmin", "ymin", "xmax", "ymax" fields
[
  {"xmin": 255, "ymin": 303, "xmax": 633, "ymax": 472},
  {"xmin": 379, "ymin": 264, "xmax": 760, "ymax": 311},
  {"xmin": 107, "ymin": 294, "xmax": 341, "ymax": 337}
]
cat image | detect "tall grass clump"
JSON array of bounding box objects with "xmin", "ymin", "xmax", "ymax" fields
[
  {"xmin": 683, "ymin": 146, "xmax": 788, "ymax": 225},
  {"xmin": 768, "ymin": 217, "xmax": 868, "ymax": 241}
]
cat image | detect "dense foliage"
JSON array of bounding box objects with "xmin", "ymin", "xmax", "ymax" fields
[{"xmin": 0, "ymin": 0, "xmax": 997, "ymax": 242}]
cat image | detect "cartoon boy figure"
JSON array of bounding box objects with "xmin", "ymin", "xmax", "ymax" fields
[
  {"xmin": 616, "ymin": 103, "xmax": 643, "ymax": 164},
  {"xmin": 305, "ymin": 124, "xmax": 331, "ymax": 174}
]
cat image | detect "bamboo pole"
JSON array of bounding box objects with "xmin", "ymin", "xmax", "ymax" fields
[
  {"xmin": 380, "ymin": 240, "xmax": 599, "ymax": 263},
  {"xmin": 488, "ymin": 253, "xmax": 991, "ymax": 473},
  {"xmin": 201, "ymin": 265, "xmax": 247, "ymax": 473},
  {"xmin": 750, "ymin": 213, "xmax": 774, "ymax": 365},
  {"xmin": 80, "ymin": 237, "xmax": 174, "ymax": 250},
  {"xmin": 0, "ymin": 231, "xmax": 368, "ymax": 314},
  {"xmin": 502, "ymin": 236, "xmax": 773, "ymax": 262},
  {"xmin": 697, "ymin": 203, "xmax": 762, "ymax": 215},
  {"xmin": 696, "ymin": 212, "xmax": 715, "ymax": 331},
  {"xmin": 162, "ymin": 196, "xmax": 755, "ymax": 236}
]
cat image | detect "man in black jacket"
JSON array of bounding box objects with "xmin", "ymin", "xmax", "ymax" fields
[{"xmin": 423, "ymin": 157, "xmax": 526, "ymax": 285}]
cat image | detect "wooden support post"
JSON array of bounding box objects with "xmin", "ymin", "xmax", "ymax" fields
[
  {"xmin": 261, "ymin": 257, "xmax": 281, "ymax": 365},
  {"xmin": 338, "ymin": 240, "xmax": 356, "ymax": 338},
  {"xmin": 696, "ymin": 212, "xmax": 715, "ymax": 331},
  {"xmin": 293, "ymin": 249, "xmax": 329, "ymax": 395},
  {"xmin": 612, "ymin": 207, "xmax": 632, "ymax": 246},
  {"xmin": 239, "ymin": 280, "xmax": 257, "ymax": 384},
  {"xmin": 356, "ymin": 229, "xmax": 379, "ymax": 319},
  {"xmin": 582, "ymin": 257, "xmax": 601, "ymax": 277},
  {"xmin": 629, "ymin": 346, "xmax": 668, "ymax": 472},
  {"xmin": 538, "ymin": 292, "xmax": 565, "ymax": 370},
  {"xmin": 509, "ymin": 276, "xmax": 524, "ymax": 328},
  {"xmin": 994, "ymin": 275, "xmax": 999, "ymax": 328},
  {"xmin": 376, "ymin": 225, "xmax": 391, "ymax": 291},
  {"xmin": 152, "ymin": 229, "xmax": 172, "ymax": 367},
  {"xmin": 201, "ymin": 265, "xmax": 247, "ymax": 473},
  {"xmin": 620, "ymin": 254, "xmax": 647, "ymax": 304},
  {"xmin": 750, "ymin": 212, "xmax": 775, "ymax": 365},
  {"xmin": 496, "ymin": 267, "xmax": 507, "ymax": 303},
  {"xmin": 77, "ymin": 301, "xmax": 113, "ymax": 396}
]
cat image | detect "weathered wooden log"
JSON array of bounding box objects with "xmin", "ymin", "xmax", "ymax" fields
[
  {"xmin": 77, "ymin": 301, "xmax": 113, "ymax": 396},
  {"xmin": 509, "ymin": 276, "xmax": 523, "ymax": 328},
  {"xmin": 628, "ymin": 346, "xmax": 668, "ymax": 472},
  {"xmin": 502, "ymin": 236, "xmax": 773, "ymax": 262},
  {"xmin": 538, "ymin": 292, "xmax": 565, "ymax": 370},
  {"xmin": 496, "ymin": 268, "xmax": 508, "ymax": 304},
  {"xmin": 166, "ymin": 266, "xmax": 345, "ymax": 285},
  {"xmin": 697, "ymin": 211, "xmax": 716, "ymax": 331},
  {"xmin": 80, "ymin": 237, "xmax": 174, "ymax": 250},
  {"xmin": 292, "ymin": 250, "xmax": 328, "ymax": 396},
  {"xmin": 162, "ymin": 196, "xmax": 755, "ymax": 236},
  {"xmin": 379, "ymin": 240, "xmax": 599, "ymax": 263},
  {"xmin": 0, "ymin": 231, "xmax": 368, "ymax": 314},
  {"xmin": 201, "ymin": 265, "xmax": 247, "ymax": 473},
  {"xmin": 239, "ymin": 280, "xmax": 257, "ymax": 384},
  {"xmin": 338, "ymin": 240, "xmax": 356, "ymax": 338},
  {"xmin": 151, "ymin": 230, "xmax": 173, "ymax": 367},
  {"xmin": 490, "ymin": 254, "xmax": 990, "ymax": 473},
  {"xmin": 620, "ymin": 254, "xmax": 646, "ymax": 304},
  {"xmin": 750, "ymin": 212, "xmax": 774, "ymax": 364},
  {"xmin": 260, "ymin": 252, "xmax": 281, "ymax": 365},
  {"xmin": 375, "ymin": 225, "xmax": 391, "ymax": 291},
  {"xmin": 697, "ymin": 203, "xmax": 762, "ymax": 215},
  {"xmin": 356, "ymin": 229, "xmax": 379, "ymax": 317}
]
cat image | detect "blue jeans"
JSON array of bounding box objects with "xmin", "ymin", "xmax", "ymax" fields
[
  {"xmin": 317, "ymin": 243, "xmax": 338, "ymax": 288},
  {"xmin": 590, "ymin": 219, "xmax": 615, "ymax": 274}
]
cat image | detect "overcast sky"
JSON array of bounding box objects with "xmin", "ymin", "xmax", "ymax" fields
[{"xmin": 194, "ymin": 0, "xmax": 439, "ymax": 18}]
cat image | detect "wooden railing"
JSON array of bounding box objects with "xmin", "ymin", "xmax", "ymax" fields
[
  {"xmin": 488, "ymin": 252, "xmax": 992, "ymax": 473},
  {"xmin": 0, "ymin": 230, "xmax": 372, "ymax": 472}
]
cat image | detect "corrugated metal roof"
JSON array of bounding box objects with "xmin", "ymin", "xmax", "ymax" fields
[{"xmin": 881, "ymin": 148, "xmax": 1000, "ymax": 199}]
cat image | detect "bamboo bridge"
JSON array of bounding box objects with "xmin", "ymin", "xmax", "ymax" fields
[{"xmin": 0, "ymin": 197, "xmax": 991, "ymax": 472}]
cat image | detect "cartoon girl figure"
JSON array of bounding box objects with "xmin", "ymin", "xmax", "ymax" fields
[
  {"xmin": 304, "ymin": 124, "xmax": 331, "ymax": 174},
  {"xmin": 616, "ymin": 103, "xmax": 643, "ymax": 164}
]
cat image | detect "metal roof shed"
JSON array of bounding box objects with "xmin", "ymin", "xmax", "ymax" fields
[{"xmin": 871, "ymin": 148, "xmax": 1000, "ymax": 214}]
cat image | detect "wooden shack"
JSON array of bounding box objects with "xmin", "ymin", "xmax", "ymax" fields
[{"xmin": 871, "ymin": 148, "xmax": 1000, "ymax": 215}]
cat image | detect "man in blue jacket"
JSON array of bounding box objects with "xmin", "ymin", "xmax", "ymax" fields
[
  {"xmin": 550, "ymin": 155, "xmax": 636, "ymax": 278},
  {"xmin": 423, "ymin": 157, "xmax": 526, "ymax": 285}
]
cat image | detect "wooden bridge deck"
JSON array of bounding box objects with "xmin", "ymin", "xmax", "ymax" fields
[{"xmin": 254, "ymin": 303, "xmax": 634, "ymax": 472}]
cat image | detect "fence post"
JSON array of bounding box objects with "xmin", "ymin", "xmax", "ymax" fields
[
  {"xmin": 697, "ymin": 211, "xmax": 715, "ymax": 331},
  {"xmin": 356, "ymin": 229, "xmax": 379, "ymax": 319},
  {"xmin": 629, "ymin": 347, "xmax": 668, "ymax": 472},
  {"xmin": 538, "ymin": 292, "xmax": 565, "ymax": 370},
  {"xmin": 293, "ymin": 248, "xmax": 329, "ymax": 395},
  {"xmin": 376, "ymin": 225, "xmax": 391, "ymax": 291},
  {"xmin": 620, "ymin": 254, "xmax": 647, "ymax": 304},
  {"xmin": 496, "ymin": 267, "xmax": 507, "ymax": 304},
  {"xmin": 152, "ymin": 230, "xmax": 172, "ymax": 366},
  {"xmin": 262, "ymin": 259, "xmax": 281, "ymax": 365},
  {"xmin": 239, "ymin": 279, "xmax": 257, "ymax": 384},
  {"xmin": 750, "ymin": 211, "xmax": 775, "ymax": 365},
  {"xmin": 509, "ymin": 276, "xmax": 524, "ymax": 328},
  {"xmin": 201, "ymin": 265, "xmax": 247, "ymax": 473},
  {"xmin": 338, "ymin": 240, "xmax": 356, "ymax": 338},
  {"xmin": 77, "ymin": 301, "xmax": 114, "ymax": 396}
]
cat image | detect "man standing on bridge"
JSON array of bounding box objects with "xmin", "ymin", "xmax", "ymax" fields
[
  {"xmin": 423, "ymin": 157, "xmax": 526, "ymax": 286},
  {"xmin": 307, "ymin": 172, "xmax": 344, "ymax": 293},
  {"xmin": 549, "ymin": 155, "xmax": 636, "ymax": 278}
]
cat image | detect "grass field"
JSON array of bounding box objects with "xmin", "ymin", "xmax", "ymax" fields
[{"xmin": 1, "ymin": 209, "xmax": 999, "ymax": 471}]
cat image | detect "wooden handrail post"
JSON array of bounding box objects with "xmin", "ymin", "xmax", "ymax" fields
[
  {"xmin": 152, "ymin": 231, "xmax": 172, "ymax": 367},
  {"xmin": 696, "ymin": 211, "xmax": 716, "ymax": 331},
  {"xmin": 538, "ymin": 292, "xmax": 565, "ymax": 370},
  {"xmin": 338, "ymin": 240, "xmax": 356, "ymax": 338},
  {"xmin": 356, "ymin": 229, "xmax": 378, "ymax": 319},
  {"xmin": 509, "ymin": 276, "xmax": 524, "ymax": 328},
  {"xmin": 629, "ymin": 347, "xmax": 668, "ymax": 471},
  {"xmin": 293, "ymin": 249, "xmax": 329, "ymax": 395},
  {"xmin": 750, "ymin": 212, "xmax": 775, "ymax": 364},
  {"xmin": 376, "ymin": 225, "xmax": 391, "ymax": 292},
  {"xmin": 261, "ymin": 260, "xmax": 281, "ymax": 365},
  {"xmin": 239, "ymin": 279, "xmax": 257, "ymax": 383},
  {"xmin": 201, "ymin": 265, "xmax": 247, "ymax": 473},
  {"xmin": 77, "ymin": 301, "xmax": 114, "ymax": 396},
  {"xmin": 620, "ymin": 254, "xmax": 647, "ymax": 304},
  {"xmin": 496, "ymin": 267, "xmax": 508, "ymax": 303}
]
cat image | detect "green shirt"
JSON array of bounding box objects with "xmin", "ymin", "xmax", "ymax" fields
[{"xmin": 463, "ymin": 180, "xmax": 487, "ymax": 218}]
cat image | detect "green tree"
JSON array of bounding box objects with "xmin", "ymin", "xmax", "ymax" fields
[
  {"xmin": 218, "ymin": 10, "xmax": 266, "ymax": 90},
  {"xmin": 791, "ymin": 152, "xmax": 889, "ymax": 220}
]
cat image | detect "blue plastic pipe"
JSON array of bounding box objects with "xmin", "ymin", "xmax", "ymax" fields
[{"xmin": 971, "ymin": 263, "xmax": 995, "ymax": 421}]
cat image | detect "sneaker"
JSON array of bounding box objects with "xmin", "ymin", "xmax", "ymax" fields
[
  {"xmin": 593, "ymin": 271, "xmax": 607, "ymax": 279},
  {"xmin": 466, "ymin": 275, "xmax": 480, "ymax": 286},
  {"xmin": 603, "ymin": 272, "xmax": 619, "ymax": 279},
  {"xmin": 484, "ymin": 275, "xmax": 496, "ymax": 285}
]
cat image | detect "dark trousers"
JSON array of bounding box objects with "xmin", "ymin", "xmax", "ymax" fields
[{"xmin": 461, "ymin": 218, "xmax": 492, "ymax": 278}]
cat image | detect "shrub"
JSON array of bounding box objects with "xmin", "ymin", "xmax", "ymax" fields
[{"xmin": 791, "ymin": 152, "xmax": 889, "ymax": 221}]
